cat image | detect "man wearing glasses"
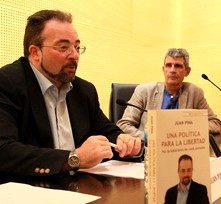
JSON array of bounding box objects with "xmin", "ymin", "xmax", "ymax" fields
[{"xmin": 0, "ymin": 10, "xmax": 141, "ymax": 176}]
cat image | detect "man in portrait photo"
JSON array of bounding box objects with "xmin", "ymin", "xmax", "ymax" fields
[{"xmin": 164, "ymin": 154, "xmax": 209, "ymax": 204}]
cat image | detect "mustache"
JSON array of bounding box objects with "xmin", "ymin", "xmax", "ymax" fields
[
  {"xmin": 168, "ymin": 73, "xmax": 177, "ymax": 76},
  {"xmin": 168, "ymin": 74, "xmax": 178, "ymax": 78},
  {"xmin": 62, "ymin": 61, "xmax": 78, "ymax": 70}
]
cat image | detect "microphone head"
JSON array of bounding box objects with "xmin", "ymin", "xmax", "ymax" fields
[
  {"xmin": 116, "ymin": 99, "xmax": 127, "ymax": 106},
  {"xmin": 201, "ymin": 74, "xmax": 209, "ymax": 80}
]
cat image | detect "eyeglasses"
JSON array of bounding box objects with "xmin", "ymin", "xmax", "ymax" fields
[{"xmin": 41, "ymin": 45, "xmax": 86, "ymax": 55}]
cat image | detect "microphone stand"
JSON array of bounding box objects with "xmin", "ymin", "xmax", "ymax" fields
[
  {"xmin": 209, "ymin": 134, "xmax": 221, "ymax": 157},
  {"xmin": 202, "ymin": 74, "xmax": 221, "ymax": 157},
  {"xmin": 201, "ymin": 74, "xmax": 221, "ymax": 91}
]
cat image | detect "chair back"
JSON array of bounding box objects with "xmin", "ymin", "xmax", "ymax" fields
[{"xmin": 109, "ymin": 83, "xmax": 138, "ymax": 124}]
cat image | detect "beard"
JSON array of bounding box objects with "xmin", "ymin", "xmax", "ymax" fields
[
  {"xmin": 181, "ymin": 177, "xmax": 191, "ymax": 186},
  {"xmin": 41, "ymin": 61, "xmax": 78, "ymax": 85}
]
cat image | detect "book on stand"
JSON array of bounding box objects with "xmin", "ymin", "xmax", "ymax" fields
[{"xmin": 146, "ymin": 109, "xmax": 211, "ymax": 204}]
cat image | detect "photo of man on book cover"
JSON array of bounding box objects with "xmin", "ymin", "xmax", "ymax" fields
[{"xmin": 164, "ymin": 154, "xmax": 209, "ymax": 204}]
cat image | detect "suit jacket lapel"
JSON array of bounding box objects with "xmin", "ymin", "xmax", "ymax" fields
[
  {"xmin": 66, "ymin": 79, "xmax": 89, "ymax": 147},
  {"xmin": 179, "ymin": 87, "xmax": 188, "ymax": 109},
  {"xmin": 24, "ymin": 61, "xmax": 54, "ymax": 147},
  {"xmin": 151, "ymin": 83, "xmax": 164, "ymax": 109}
]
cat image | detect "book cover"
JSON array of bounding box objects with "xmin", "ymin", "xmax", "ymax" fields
[
  {"xmin": 146, "ymin": 109, "xmax": 211, "ymax": 204},
  {"xmin": 210, "ymin": 157, "xmax": 221, "ymax": 203}
]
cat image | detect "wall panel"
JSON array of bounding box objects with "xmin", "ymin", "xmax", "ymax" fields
[{"xmin": 1, "ymin": 0, "xmax": 220, "ymax": 119}]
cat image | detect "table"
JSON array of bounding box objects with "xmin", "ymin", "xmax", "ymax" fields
[
  {"xmin": 0, "ymin": 172, "xmax": 146, "ymax": 204},
  {"xmin": 1, "ymin": 171, "xmax": 221, "ymax": 204}
]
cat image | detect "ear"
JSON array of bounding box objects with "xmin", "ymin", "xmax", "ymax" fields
[
  {"xmin": 28, "ymin": 45, "xmax": 41, "ymax": 61},
  {"xmin": 185, "ymin": 67, "xmax": 191, "ymax": 77}
]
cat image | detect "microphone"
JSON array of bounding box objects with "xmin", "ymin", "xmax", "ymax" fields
[
  {"xmin": 201, "ymin": 74, "xmax": 221, "ymax": 91},
  {"xmin": 116, "ymin": 98, "xmax": 148, "ymax": 149},
  {"xmin": 202, "ymin": 74, "xmax": 221, "ymax": 157},
  {"xmin": 116, "ymin": 99, "xmax": 147, "ymax": 112},
  {"xmin": 209, "ymin": 134, "xmax": 221, "ymax": 157}
]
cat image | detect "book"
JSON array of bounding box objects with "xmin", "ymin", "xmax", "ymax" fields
[
  {"xmin": 146, "ymin": 109, "xmax": 211, "ymax": 204},
  {"xmin": 210, "ymin": 157, "xmax": 221, "ymax": 203}
]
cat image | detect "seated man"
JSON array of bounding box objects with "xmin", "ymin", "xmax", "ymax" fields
[
  {"xmin": 0, "ymin": 9, "xmax": 141, "ymax": 177},
  {"xmin": 117, "ymin": 48, "xmax": 221, "ymax": 141}
]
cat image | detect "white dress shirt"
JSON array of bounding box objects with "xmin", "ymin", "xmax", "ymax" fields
[{"xmin": 30, "ymin": 63, "xmax": 75, "ymax": 150}]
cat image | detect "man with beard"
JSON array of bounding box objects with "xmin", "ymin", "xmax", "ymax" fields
[
  {"xmin": 164, "ymin": 154, "xmax": 209, "ymax": 204},
  {"xmin": 0, "ymin": 10, "xmax": 141, "ymax": 177},
  {"xmin": 117, "ymin": 48, "xmax": 221, "ymax": 142}
]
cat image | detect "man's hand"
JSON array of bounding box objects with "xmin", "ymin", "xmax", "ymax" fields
[
  {"xmin": 76, "ymin": 136, "xmax": 113, "ymax": 169},
  {"xmin": 115, "ymin": 134, "xmax": 141, "ymax": 157}
]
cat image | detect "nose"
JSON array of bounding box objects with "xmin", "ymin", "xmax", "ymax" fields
[
  {"xmin": 67, "ymin": 46, "xmax": 79, "ymax": 59},
  {"xmin": 170, "ymin": 65, "xmax": 176, "ymax": 72}
]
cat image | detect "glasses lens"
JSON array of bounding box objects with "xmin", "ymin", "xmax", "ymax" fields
[{"xmin": 79, "ymin": 46, "xmax": 86, "ymax": 54}]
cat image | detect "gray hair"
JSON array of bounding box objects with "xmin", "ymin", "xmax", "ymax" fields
[{"xmin": 164, "ymin": 48, "xmax": 190, "ymax": 68}]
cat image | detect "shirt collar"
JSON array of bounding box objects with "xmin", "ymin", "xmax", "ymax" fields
[
  {"xmin": 29, "ymin": 62, "xmax": 73, "ymax": 95},
  {"xmin": 177, "ymin": 180, "xmax": 191, "ymax": 192}
]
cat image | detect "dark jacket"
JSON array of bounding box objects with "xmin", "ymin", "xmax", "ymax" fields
[
  {"xmin": 0, "ymin": 57, "xmax": 123, "ymax": 176},
  {"xmin": 164, "ymin": 180, "xmax": 210, "ymax": 204}
]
